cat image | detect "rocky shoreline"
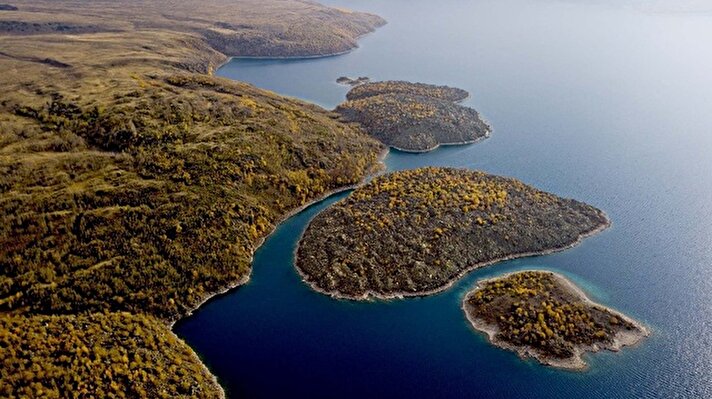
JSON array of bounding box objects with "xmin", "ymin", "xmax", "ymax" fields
[{"xmin": 212, "ymin": 28, "xmax": 385, "ymax": 72}]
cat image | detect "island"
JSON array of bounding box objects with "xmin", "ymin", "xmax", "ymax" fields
[
  {"xmin": 463, "ymin": 271, "xmax": 649, "ymax": 369},
  {"xmin": 335, "ymin": 81, "xmax": 490, "ymax": 152},
  {"xmin": 0, "ymin": 0, "xmax": 385, "ymax": 396},
  {"xmin": 336, "ymin": 76, "xmax": 371, "ymax": 86},
  {"xmin": 296, "ymin": 167, "xmax": 610, "ymax": 299}
]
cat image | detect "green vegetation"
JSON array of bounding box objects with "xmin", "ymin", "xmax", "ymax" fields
[
  {"xmin": 336, "ymin": 81, "xmax": 490, "ymax": 152},
  {"xmin": 1, "ymin": 0, "xmax": 385, "ymax": 396},
  {"xmin": 296, "ymin": 167, "xmax": 609, "ymax": 299},
  {"xmin": 463, "ymin": 271, "xmax": 648, "ymax": 369},
  {"xmin": 1, "ymin": 78, "xmax": 382, "ymax": 319},
  {"xmin": 0, "ymin": 312, "xmax": 222, "ymax": 398}
]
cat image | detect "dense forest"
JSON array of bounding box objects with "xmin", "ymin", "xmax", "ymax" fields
[
  {"xmin": 0, "ymin": 312, "xmax": 223, "ymax": 398},
  {"xmin": 0, "ymin": 0, "xmax": 385, "ymax": 396},
  {"xmin": 463, "ymin": 271, "xmax": 648, "ymax": 368},
  {"xmin": 296, "ymin": 167, "xmax": 609, "ymax": 299},
  {"xmin": 336, "ymin": 81, "xmax": 490, "ymax": 152}
]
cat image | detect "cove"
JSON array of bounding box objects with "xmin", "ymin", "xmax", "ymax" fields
[{"xmin": 175, "ymin": 0, "xmax": 712, "ymax": 397}]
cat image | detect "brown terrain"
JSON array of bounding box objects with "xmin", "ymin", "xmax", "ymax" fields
[{"xmin": 0, "ymin": 0, "xmax": 385, "ymax": 397}]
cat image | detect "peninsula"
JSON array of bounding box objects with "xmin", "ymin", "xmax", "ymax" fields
[
  {"xmin": 0, "ymin": 0, "xmax": 385, "ymax": 396},
  {"xmin": 463, "ymin": 271, "xmax": 649, "ymax": 369},
  {"xmin": 335, "ymin": 81, "xmax": 490, "ymax": 152},
  {"xmin": 296, "ymin": 167, "xmax": 610, "ymax": 299}
]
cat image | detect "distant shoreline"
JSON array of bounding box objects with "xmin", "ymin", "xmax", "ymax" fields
[{"xmin": 212, "ymin": 28, "xmax": 383, "ymax": 74}]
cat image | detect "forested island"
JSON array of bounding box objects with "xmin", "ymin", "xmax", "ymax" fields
[
  {"xmin": 296, "ymin": 167, "xmax": 609, "ymax": 299},
  {"xmin": 463, "ymin": 271, "xmax": 649, "ymax": 369},
  {"xmin": 335, "ymin": 81, "xmax": 490, "ymax": 152},
  {"xmin": 0, "ymin": 0, "xmax": 385, "ymax": 396}
]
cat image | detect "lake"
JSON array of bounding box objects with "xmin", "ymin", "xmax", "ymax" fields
[{"xmin": 175, "ymin": 0, "xmax": 712, "ymax": 397}]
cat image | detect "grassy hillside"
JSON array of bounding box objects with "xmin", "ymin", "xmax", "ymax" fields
[
  {"xmin": 0, "ymin": 1, "xmax": 385, "ymax": 396},
  {"xmin": 2, "ymin": 0, "xmax": 385, "ymax": 57},
  {"xmin": 1, "ymin": 73, "xmax": 382, "ymax": 321}
]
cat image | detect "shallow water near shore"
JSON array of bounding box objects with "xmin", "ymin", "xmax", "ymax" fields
[{"xmin": 175, "ymin": 0, "xmax": 712, "ymax": 397}]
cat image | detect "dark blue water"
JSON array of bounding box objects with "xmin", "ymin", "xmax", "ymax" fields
[{"xmin": 175, "ymin": 0, "xmax": 712, "ymax": 397}]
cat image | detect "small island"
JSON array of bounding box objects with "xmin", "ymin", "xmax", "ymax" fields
[
  {"xmin": 336, "ymin": 76, "xmax": 371, "ymax": 86},
  {"xmin": 296, "ymin": 167, "xmax": 610, "ymax": 299},
  {"xmin": 463, "ymin": 271, "xmax": 649, "ymax": 369},
  {"xmin": 335, "ymin": 81, "xmax": 491, "ymax": 152}
]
